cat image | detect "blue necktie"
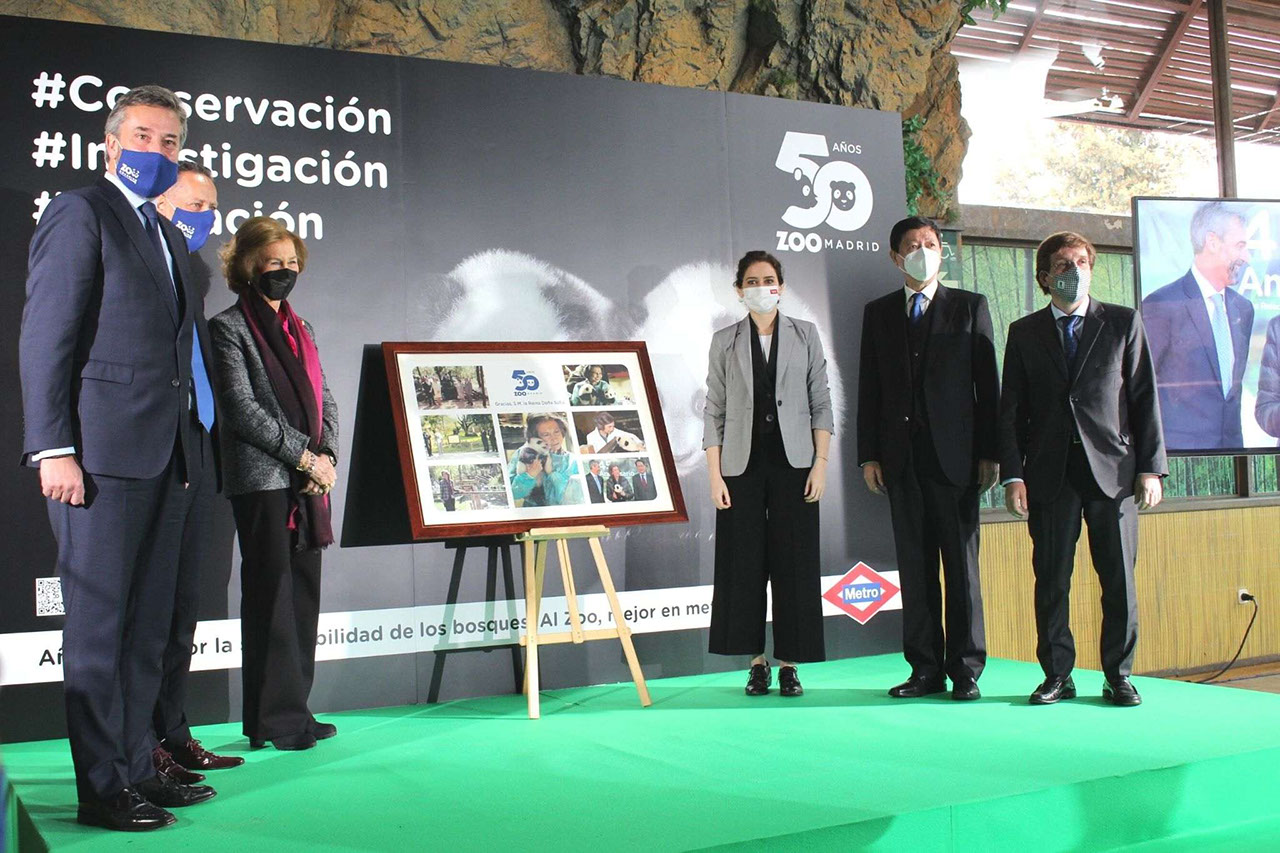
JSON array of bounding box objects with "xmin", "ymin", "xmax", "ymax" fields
[
  {"xmin": 909, "ymin": 292, "xmax": 926, "ymax": 326},
  {"xmin": 1060, "ymin": 315, "xmax": 1082, "ymax": 368},
  {"xmin": 142, "ymin": 203, "xmax": 215, "ymax": 432},
  {"xmin": 1210, "ymin": 292, "xmax": 1234, "ymax": 396}
]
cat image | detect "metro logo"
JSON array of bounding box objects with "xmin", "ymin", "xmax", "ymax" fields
[{"xmin": 823, "ymin": 562, "xmax": 899, "ymax": 625}]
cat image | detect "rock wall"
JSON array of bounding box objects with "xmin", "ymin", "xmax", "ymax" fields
[{"xmin": 0, "ymin": 0, "xmax": 969, "ymax": 217}]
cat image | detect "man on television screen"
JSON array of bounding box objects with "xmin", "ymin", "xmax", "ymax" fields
[{"xmin": 1141, "ymin": 201, "xmax": 1254, "ymax": 450}]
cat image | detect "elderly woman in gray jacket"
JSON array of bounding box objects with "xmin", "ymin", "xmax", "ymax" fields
[
  {"xmin": 703, "ymin": 250, "xmax": 833, "ymax": 699},
  {"xmin": 210, "ymin": 216, "xmax": 339, "ymax": 752}
]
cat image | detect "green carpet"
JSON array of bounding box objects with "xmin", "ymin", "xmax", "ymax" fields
[{"xmin": 5, "ymin": 655, "xmax": 1280, "ymax": 852}]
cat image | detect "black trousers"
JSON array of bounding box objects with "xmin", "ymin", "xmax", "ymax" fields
[
  {"xmin": 709, "ymin": 429, "xmax": 824, "ymax": 663},
  {"xmin": 885, "ymin": 428, "xmax": 986, "ymax": 682},
  {"xmin": 49, "ymin": 422, "xmax": 207, "ymax": 802},
  {"xmin": 231, "ymin": 489, "xmax": 323, "ymax": 740},
  {"xmin": 153, "ymin": 426, "xmax": 217, "ymax": 745},
  {"xmin": 1027, "ymin": 443, "xmax": 1139, "ymax": 682}
]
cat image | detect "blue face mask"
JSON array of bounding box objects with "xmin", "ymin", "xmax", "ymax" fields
[
  {"xmin": 169, "ymin": 207, "xmax": 215, "ymax": 252},
  {"xmin": 115, "ymin": 148, "xmax": 178, "ymax": 199}
]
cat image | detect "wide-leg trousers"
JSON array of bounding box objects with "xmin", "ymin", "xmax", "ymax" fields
[
  {"xmin": 709, "ymin": 430, "xmax": 824, "ymax": 663},
  {"xmin": 231, "ymin": 489, "xmax": 323, "ymax": 740}
]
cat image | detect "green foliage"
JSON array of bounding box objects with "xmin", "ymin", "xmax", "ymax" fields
[
  {"xmin": 903, "ymin": 115, "xmax": 950, "ymax": 217},
  {"xmin": 992, "ymin": 122, "xmax": 1203, "ymax": 216},
  {"xmin": 961, "ymin": 0, "xmax": 1010, "ymax": 26}
]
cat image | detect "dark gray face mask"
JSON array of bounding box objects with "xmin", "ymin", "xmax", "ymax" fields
[
  {"xmin": 1051, "ymin": 265, "xmax": 1090, "ymax": 303},
  {"xmin": 256, "ymin": 268, "xmax": 297, "ymax": 301}
]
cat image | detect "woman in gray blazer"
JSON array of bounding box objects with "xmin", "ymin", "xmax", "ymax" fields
[
  {"xmin": 209, "ymin": 217, "xmax": 339, "ymax": 751},
  {"xmin": 703, "ymin": 251, "xmax": 834, "ymax": 697}
]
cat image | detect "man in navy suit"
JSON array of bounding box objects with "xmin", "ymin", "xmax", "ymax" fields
[
  {"xmin": 1142, "ymin": 201, "xmax": 1254, "ymax": 450},
  {"xmin": 20, "ymin": 86, "xmax": 218, "ymax": 830},
  {"xmin": 631, "ymin": 459, "xmax": 658, "ymax": 501},
  {"xmin": 585, "ymin": 459, "xmax": 606, "ymax": 503}
]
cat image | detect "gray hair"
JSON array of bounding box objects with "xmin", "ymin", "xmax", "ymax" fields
[
  {"xmin": 178, "ymin": 158, "xmax": 214, "ymax": 179},
  {"xmin": 104, "ymin": 85, "xmax": 187, "ymax": 146},
  {"xmin": 1190, "ymin": 201, "xmax": 1246, "ymax": 254}
]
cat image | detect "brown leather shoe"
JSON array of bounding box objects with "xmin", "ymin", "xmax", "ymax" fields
[
  {"xmin": 164, "ymin": 737, "xmax": 245, "ymax": 770},
  {"xmin": 152, "ymin": 745, "xmax": 205, "ymax": 784}
]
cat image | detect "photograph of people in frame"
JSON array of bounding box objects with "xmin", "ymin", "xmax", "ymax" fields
[
  {"xmin": 574, "ymin": 410, "xmax": 647, "ymax": 454},
  {"xmin": 564, "ymin": 364, "xmax": 635, "ymax": 407},
  {"xmin": 421, "ymin": 414, "xmax": 498, "ymax": 458},
  {"xmin": 499, "ymin": 412, "xmax": 585, "ymax": 507},
  {"xmin": 431, "ymin": 464, "xmax": 508, "ymax": 512},
  {"xmin": 414, "ymin": 364, "xmax": 489, "ymax": 410},
  {"xmin": 586, "ymin": 457, "xmax": 658, "ymax": 503}
]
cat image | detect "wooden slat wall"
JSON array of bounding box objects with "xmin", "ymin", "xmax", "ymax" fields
[{"xmin": 980, "ymin": 506, "xmax": 1279, "ymax": 675}]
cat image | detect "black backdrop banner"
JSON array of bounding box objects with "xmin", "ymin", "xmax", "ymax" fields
[{"xmin": 0, "ymin": 15, "xmax": 908, "ymax": 740}]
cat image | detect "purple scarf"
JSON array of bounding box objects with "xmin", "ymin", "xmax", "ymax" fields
[{"xmin": 239, "ymin": 294, "xmax": 334, "ymax": 549}]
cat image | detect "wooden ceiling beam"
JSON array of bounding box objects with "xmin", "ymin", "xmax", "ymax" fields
[{"xmin": 1128, "ymin": 0, "xmax": 1204, "ymax": 118}]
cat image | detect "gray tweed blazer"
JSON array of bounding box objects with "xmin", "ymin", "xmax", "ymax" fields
[{"xmin": 208, "ymin": 304, "xmax": 339, "ymax": 497}]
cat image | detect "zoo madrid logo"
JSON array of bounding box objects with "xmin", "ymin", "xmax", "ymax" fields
[{"xmin": 774, "ymin": 131, "xmax": 877, "ymax": 254}]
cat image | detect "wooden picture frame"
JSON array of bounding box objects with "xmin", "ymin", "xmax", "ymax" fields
[{"xmin": 382, "ymin": 341, "xmax": 689, "ymax": 541}]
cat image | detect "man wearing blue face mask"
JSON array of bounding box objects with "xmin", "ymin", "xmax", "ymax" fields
[
  {"xmin": 999, "ymin": 232, "xmax": 1167, "ymax": 708},
  {"xmin": 153, "ymin": 160, "xmax": 245, "ymax": 780},
  {"xmin": 858, "ymin": 216, "xmax": 1000, "ymax": 702},
  {"xmin": 19, "ymin": 85, "xmax": 219, "ymax": 830}
]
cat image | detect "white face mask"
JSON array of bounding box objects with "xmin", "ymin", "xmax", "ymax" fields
[
  {"xmin": 900, "ymin": 247, "xmax": 942, "ymax": 284},
  {"xmin": 1051, "ymin": 265, "xmax": 1091, "ymax": 304},
  {"xmin": 740, "ymin": 285, "xmax": 780, "ymax": 314}
]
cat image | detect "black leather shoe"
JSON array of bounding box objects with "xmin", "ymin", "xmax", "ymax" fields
[
  {"xmin": 164, "ymin": 737, "xmax": 245, "ymax": 770},
  {"xmin": 1029, "ymin": 675, "xmax": 1077, "ymax": 705},
  {"xmin": 745, "ymin": 663, "xmax": 771, "ymax": 696},
  {"xmin": 951, "ymin": 678, "xmax": 981, "ymax": 701},
  {"xmin": 152, "ymin": 745, "xmax": 205, "ymax": 785},
  {"xmin": 778, "ymin": 666, "xmax": 803, "ymax": 697},
  {"xmin": 250, "ymin": 732, "xmax": 317, "ymax": 751},
  {"xmin": 308, "ymin": 719, "xmax": 338, "ymax": 740},
  {"xmin": 136, "ymin": 773, "xmax": 216, "ymax": 808},
  {"xmin": 77, "ymin": 788, "xmax": 176, "ymax": 831},
  {"xmin": 1103, "ymin": 677, "xmax": 1142, "ymax": 707},
  {"xmin": 888, "ymin": 674, "xmax": 947, "ymax": 698}
]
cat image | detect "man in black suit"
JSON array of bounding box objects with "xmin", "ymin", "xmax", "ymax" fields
[
  {"xmin": 20, "ymin": 86, "xmax": 218, "ymax": 830},
  {"xmin": 1142, "ymin": 201, "xmax": 1254, "ymax": 450},
  {"xmin": 152, "ymin": 161, "xmax": 245, "ymax": 779},
  {"xmin": 857, "ymin": 216, "xmax": 1000, "ymax": 701},
  {"xmin": 585, "ymin": 459, "xmax": 606, "ymax": 503},
  {"xmin": 631, "ymin": 459, "xmax": 658, "ymax": 501},
  {"xmin": 1000, "ymin": 232, "xmax": 1167, "ymax": 708}
]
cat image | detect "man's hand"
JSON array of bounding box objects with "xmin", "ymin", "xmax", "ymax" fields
[
  {"xmin": 41, "ymin": 455, "xmax": 85, "ymax": 506},
  {"xmin": 1004, "ymin": 481, "xmax": 1028, "ymax": 519},
  {"xmin": 804, "ymin": 459, "xmax": 827, "ymax": 503},
  {"xmin": 862, "ymin": 461, "xmax": 885, "ymax": 495},
  {"xmin": 1136, "ymin": 474, "xmax": 1163, "ymax": 510},
  {"xmin": 710, "ymin": 475, "xmax": 731, "ymax": 509},
  {"xmin": 977, "ymin": 459, "xmax": 999, "ymax": 493}
]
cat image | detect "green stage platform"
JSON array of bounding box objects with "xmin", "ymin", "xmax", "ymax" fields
[{"xmin": 5, "ymin": 654, "xmax": 1280, "ymax": 852}]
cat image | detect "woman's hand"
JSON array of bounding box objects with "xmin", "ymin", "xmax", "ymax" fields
[
  {"xmin": 301, "ymin": 480, "xmax": 325, "ymax": 496},
  {"xmin": 710, "ymin": 475, "xmax": 731, "ymax": 509},
  {"xmin": 309, "ymin": 454, "xmax": 337, "ymax": 489},
  {"xmin": 804, "ymin": 459, "xmax": 827, "ymax": 503},
  {"xmin": 524, "ymin": 460, "xmax": 544, "ymax": 479}
]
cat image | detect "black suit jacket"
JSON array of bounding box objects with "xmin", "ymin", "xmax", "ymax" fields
[
  {"xmin": 999, "ymin": 300, "xmax": 1168, "ymax": 503},
  {"xmin": 1140, "ymin": 270, "xmax": 1253, "ymax": 449},
  {"xmin": 19, "ymin": 176, "xmax": 216, "ymax": 479},
  {"xmin": 857, "ymin": 285, "xmax": 1000, "ymax": 486},
  {"xmin": 631, "ymin": 471, "xmax": 657, "ymax": 501},
  {"xmin": 585, "ymin": 471, "xmax": 605, "ymax": 503}
]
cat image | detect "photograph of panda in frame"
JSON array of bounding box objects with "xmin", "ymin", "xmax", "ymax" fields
[{"xmin": 383, "ymin": 341, "xmax": 687, "ymax": 541}]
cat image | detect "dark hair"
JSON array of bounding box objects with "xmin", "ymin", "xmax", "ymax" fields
[
  {"xmin": 219, "ymin": 216, "xmax": 308, "ymax": 295},
  {"xmin": 889, "ymin": 216, "xmax": 942, "ymax": 255},
  {"xmin": 609, "ymin": 464, "xmax": 623, "ymax": 476},
  {"xmin": 177, "ymin": 158, "xmax": 214, "ymax": 179},
  {"xmin": 1035, "ymin": 232, "xmax": 1096, "ymax": 294},
  {"xmin": 104, "ymin": 85, "xmax": 188, "ymax": 145},
  {"xmin": 592, "ymin": 411, "xmax": 616, "ymax": 429},
  {"xmin": 734, "ymin": 251, "xmax": 784, "ymax": 289},
  {"xmin": 635, "ymin": 459, "xmax": 647, "ymax": 468},
  {"xmin": 586, "ymin": 364, "xmax": 607, "ymax": 379},
  {"xmin": 525, "ymin": 414, "xmax": 569, "ymax": 442}
]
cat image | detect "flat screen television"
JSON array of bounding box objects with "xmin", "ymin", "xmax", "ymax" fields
[{"xmin": 1133, "ymin": 196, "xmax": 1280, "ymax": 455}]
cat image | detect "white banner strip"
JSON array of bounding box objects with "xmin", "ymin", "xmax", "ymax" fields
[{"xmin": 0, "ymin": 573, "xmax": 899, "ymax": 686}]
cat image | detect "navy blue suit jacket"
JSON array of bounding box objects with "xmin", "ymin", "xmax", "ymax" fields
[
  {"xmin": 1141, "ymin": 270, "xmax": 1254, "ymax": 450},
  {"xmin": 19, "ymin": 176, "xmax": 214, "ymax": 479}
]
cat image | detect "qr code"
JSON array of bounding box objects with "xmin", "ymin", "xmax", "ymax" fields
[{"xmin": 35, "ymin": 576, "xmax": 64, "ymax": 616}]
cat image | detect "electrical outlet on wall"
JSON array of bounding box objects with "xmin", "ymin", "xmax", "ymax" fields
[{"xmin": 1237, "ymin": 588, "xmax": 1253, "ymax": 604}]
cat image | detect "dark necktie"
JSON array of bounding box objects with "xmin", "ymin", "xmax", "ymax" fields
[
  {"xmin": 909, "ymin": 291, "xmax": 926, "ymax": 326},
  {"xmin": 1060, "ymin": 315, "xmax": 1082, "ymax": 368},
  {"xmin": 139, "ymin": 202, "xmax": 177, "ymax": 304}
]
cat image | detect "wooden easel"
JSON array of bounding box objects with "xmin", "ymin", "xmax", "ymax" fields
[{"xmin": 516, "ymin": 525, "xmax": 651, "ymax": 719}]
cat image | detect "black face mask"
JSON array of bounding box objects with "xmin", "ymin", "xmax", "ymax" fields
[{"xmin": 255, "ymin": 268, "xmax": 297, "ymax": 301}]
